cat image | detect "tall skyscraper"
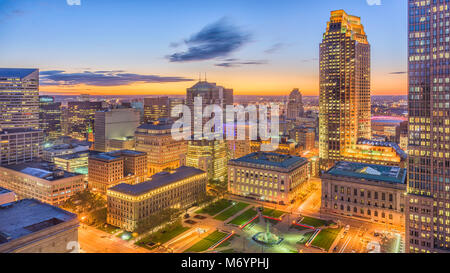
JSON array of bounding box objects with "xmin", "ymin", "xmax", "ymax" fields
[
  {"xmin": 287, "ymin": 88, "xmax": 304, "ymax": 120},
  {"xmin": 319, "ymin": 10, "xmax": 371, "ymax": 170},
  {"xmin": 406, "ymin": 0, "xmax": 450, "ymax": 253},
  {"xmin": 39, "ymin": 95, "xmax": 62, "ymax": 141},
  {"xmin": 94, "ymin": 108, "xmax": 140, "ymax": 152},
  {"xmin": 0, "ymin": 68, "xmax": 43, "ymax": 165}
]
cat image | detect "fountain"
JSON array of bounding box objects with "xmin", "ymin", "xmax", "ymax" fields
[{"xmin": 252, "ymin": 213, "xmax": 283, "ymax": 246}]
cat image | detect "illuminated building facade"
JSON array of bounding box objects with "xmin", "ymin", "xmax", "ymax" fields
[
  {"xmin": 144, "ymin": 97, "xmax": 169, "ymax": 123},
  {"xmin": 54, "ymin": 151, "xmax": 89, "ymax": 175},
  {"xmin": 94, "ymin": 108, "xmax": 140, "ymax": 152},
  {"xmin": 0, "ymin": 161, "xmax": 85, "ymax": 206},
  {"xmin": 406, "ymin": 0, "xmax": 450, "ymax": 253},
  {"xmin": 39, "ymin": 96, "xmax": 62, "ymax": 142},
  {"xmin": 0, "ymin": 69, "xmax": 43, "ymax": 166},
  {"xmin": 66, "ymin": 101, "xmax": 106, "ymax": 141},
  {"xmin": 341, "ymin": 139, "xmax": 407, "ymax": 168},
  {"xmin": 289, "ymin": 126, "xmax": 316, "ymax": 151},
  {"xmin": 287, "ymin": 88, "xmax": 304, "ymax": 120},
  {"xmin": 319, "ymin": 10, "xmax": 371, "ymax": 170},
  {"xmin": 184, "ymin": 139, "xmax": 228, "ymax": 181},
  {"xmin": 228, "ymin": 152, "xmax": 309, "ymax": 205},
  {"xmin": 135, "ymin": 119, "xmax": 187, "ymax": 176},
  {"xmin": 88, "ymin": 150, "xmax": 147, "ymax": 194},
  {"xmin": 107, "ymin": 166, "xmax": 207, "ymax": 231},
  {"xmin": 321, "ymin": 161, "xmax": 406, "ymax": 229},
  {"xmin": 250, "ymin": 137, "xmax": 297, "ymax": 156}
]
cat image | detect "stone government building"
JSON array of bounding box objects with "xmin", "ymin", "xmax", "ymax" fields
[{"xmin": 321, "ymin": 161, "xmax": 407, "ymax": 229}]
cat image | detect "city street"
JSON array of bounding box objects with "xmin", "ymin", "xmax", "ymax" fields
[{"xmin": 78, "ymin": 224, "xmax": 150, "ymax": 253}]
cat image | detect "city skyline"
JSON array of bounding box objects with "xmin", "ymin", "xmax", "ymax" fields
[{"xmin": 1, "ymin": 0, "xmax": 407, "ymax": 96}]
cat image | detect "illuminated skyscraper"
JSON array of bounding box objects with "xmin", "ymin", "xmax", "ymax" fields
[
  {"xmin": 67, "ymin": 101, "xmax": 106, "ymax": 141},
  {"xmin": 406, "ymin": 0, "xmax": 450, "ymax": 253},
  {"xmin": 0, "ymin": 69, "xmax": 43, "ymax": 165},
  {"xmin": 39, "ymin": 95, "xmax": 62, "ymax": 141},
  {"xmin": 319, "ymin": 10, "xmax": 371, "ymax": 170}
]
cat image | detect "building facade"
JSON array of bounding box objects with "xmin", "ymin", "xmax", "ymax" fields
[
  {"xmin": 0, "ymin": 161, "xmax": 85, "ymax": 206},
  {"xmin": 107, "ymin": 166, "xmax": 207, "ymax": 231},
  {"xmin": 135, "ymin": 119, "xmax": 187, "ymax": 176},
  {"xmin": 0, "ymin": 187, "xmax": 16, "ymax": 205},
  {"xmin": 39, "ymin": 95, "xmax": 62, "ymax": 141},
  {"xmin": 66, "ymin": 101, "xmax": 105, "ymax": 141},
  {"xmin": 406, "ymin": 0, "xmax": 450, "ymax": 253},
  {"xmin": 228, "ymin": 152, "xmax": 309, "ymax": 205},
  {"xmin": 321, "ymin": 161, "xmax": 407, "ymax": 229},
  {"xmin": 319, "ymin": 10, "xmax": 371, "ymax": 170},
  {"xmin": 287, "ymin": 89, "xmax": 304, "ymax": 120},
  {"xmin": 0, "ymin": 69, "xmax": 43, "ymax": 166},
  {"xmin": 0, "ymin": 199, "xmax": 79, "ymax": 253},
  {"xmin": 94, "ymin": 108, "xmax": 140, "ymax": 152},
  {"xmin": 184, "ymin": 139, "xmax": 228, "ymax": 181},
  {"xmin": 88, "ymin": 150, "xmax": 147, "ymax": 194}
]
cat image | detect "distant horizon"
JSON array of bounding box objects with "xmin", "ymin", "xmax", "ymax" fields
[{"xmin": 1, "ymin": 0, "xmax": 407, "ymax": 96}]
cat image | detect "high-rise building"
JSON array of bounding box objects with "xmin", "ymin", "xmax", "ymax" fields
[
  {"xmin": 66, "ymin": 101, "xmax": 106, "ymax": 141},
  {"xmin": 287, "ymin": 89, "xmax": 304, "ymax": 120},
  {"xmin": 144, "ymin": 97, "xmax": 169, "ymax": 123},
  {"xmin": 406, "ymin": 0, "xmax": 450, "ymax": 253},
  {"xmin": 186, "ymin": 81, "xmax": 234, "ymax": 136},
  {"xmin": 135, "ymin": 119, "xmax": 187, "ymax": 176},
  {"xmin": 184, "ymin": 139, "xmax": 228, "ymax": 182},
  {"xmin": 94, "ymin": 108, "xmax": 140, "ymax": 152},
  {"xmin": 39, "ymin": 96, "xmax": 62, "ymax": 142},
  {"xmin": 319, "ymin": 10, "xmax": 371, "ymax": 170},
  {"xmin": 0, "ymin": 69, "xmax": 43, "ymax": 165}
]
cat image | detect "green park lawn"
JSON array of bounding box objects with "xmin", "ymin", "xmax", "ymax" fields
[
  {"xmin": 228, "ymin": 208, "xmax": 257, "ymax": 226},
  {"xmin": 262, "ymin": 208, "xmax": 285, "ymax": 218},
  {"xmin": 213, "ymin": 202, "xmax": 250, "ymax": 221},
  {"xmin": 136, "ymin": 224, "xmax": 189, "ymax": 248},
  {"xmin": 184, "ymin": 230, "xmax": 229, "ymax": 253},
  {"xmin": 195, "ymin": 199, "xmax": 232, "ymax": 216},
  {"xmin": 300, "ymin": 216, "xmax": 329, "ymax": 228},
  {"xmin": 311, "ymin": 228, "xmax": 342, "ymax": 251}
]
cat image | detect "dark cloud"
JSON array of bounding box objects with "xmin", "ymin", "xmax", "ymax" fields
[
  {"xmin": 40, "ymin": 70, "xmax": 194, "ymax": 86},
  {"xmin": 389, "ymin": 71, "xmax": 407, "ymax": 75},
  {"xmin": 215, "ymin": 60, "xmax": 267, "ymax": 68},
  {"xmin": 169, "ymin": 18, "xmax": 251, "ymax": 62},
  {"xmin": 265, "ymin": 43, "xmax": 284, "ymax": 54}
]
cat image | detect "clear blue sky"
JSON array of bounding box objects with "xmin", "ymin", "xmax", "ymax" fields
[{"xmin": 0, "ymin": 0, "xmax": 407, "ymax": 95}]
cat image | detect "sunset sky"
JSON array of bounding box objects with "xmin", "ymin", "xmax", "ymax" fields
[{"xmin": 0, "ymin": 0, "xmax": 407, "ymax": 96}]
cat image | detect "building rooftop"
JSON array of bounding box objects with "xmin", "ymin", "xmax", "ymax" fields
[
  {"xmin": 358, "ymin": 139, "xmax": 407, "ymax": 160},
  {"xmin": 0, "ymin": 199, "xmax": 77, "ymax": 244},
  {"xmin": 230, "ymin": 152, "xmax": 308, "ymax": 169},
  {"xmin": 326, "ymin": 161, "xmax": 407, "ymax": 184},
  {"xmin": 89, "ymin": 150, "xmax": 146, "ymax": 161},
  {"xmin": 55, "ymin": 151, "xmax": 90, "ymax": 160},
  {"xmin": 109, "ymin": 166, "xmax": 205, "ymax": 196},
  {"xmin": 2, "ymin": 161, "xmax": 82, "ymax": 181},
  {"xmin": 137, "ymin": 120, "xmax": 174, "ymax": 131},
  {"xmin": 0, "ymin": 68, "xmax": 38, "ymax": 79},
  {"xmin": 0, "ymin": 187, "xmax": 12, "ymax": 195}
]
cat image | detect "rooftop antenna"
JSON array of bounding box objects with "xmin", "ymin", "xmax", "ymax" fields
[
  {"xmin": 204, "ymin": 72, "xmax": 207, "ymax": 82},
  {"xmin": 198, "ymin": 72, "xmax": 201, "ymax": 82}
]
